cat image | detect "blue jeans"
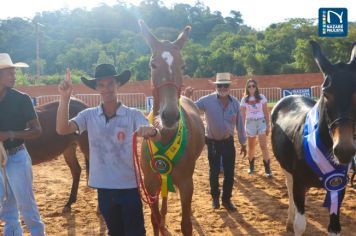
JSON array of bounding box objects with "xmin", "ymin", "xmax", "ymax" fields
[
  {"xmin": 97, "ymin": 188, "xmax": 145, "ymax": 236},
  {"xmin": 207, "ymin": 136, "xmax": 236, "ymax": 202},
  {"xmin": 0, "ymin": 148, "xmax": 45, "ymax": 236}
]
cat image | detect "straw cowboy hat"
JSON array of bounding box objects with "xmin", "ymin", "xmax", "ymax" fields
[
  {"xmin": 0, "ymin": 53, "xmax": 29, "ymax": 69},
  {"xmin": 80, "ymin": 64, "xmax": 131, "ymax": 90},
  {"xmin": 213, "ymin": 73, "xmax": 232, "ymax": 84}
]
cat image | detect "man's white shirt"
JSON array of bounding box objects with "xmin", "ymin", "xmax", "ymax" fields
[{"xmin": 72, "ymin": 104, "xmax": 148, "ymax": 189}]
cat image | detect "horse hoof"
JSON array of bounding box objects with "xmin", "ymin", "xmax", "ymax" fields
[
  {"xmin": 62, "ymin": 206, "xmax": 71, "ymax": 213},
  {"xmin": 286, "ymin": 223, "xmax": 294, "ymax": 232},
  {"xmin": 159, "ymin": 226, "xmax": 169, "ymax": 236}
]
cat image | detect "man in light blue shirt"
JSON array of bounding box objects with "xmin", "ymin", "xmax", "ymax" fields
[
  {"xmin": 185, "ymin": 73, "xmax": 246, "ymax": 211},
  {"xmin": 57, "ymin": 64, "xmax": 161, "ymax": 236}
]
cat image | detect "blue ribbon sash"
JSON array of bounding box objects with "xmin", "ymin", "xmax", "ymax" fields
[{"xmin": 303, "ymin": 103, "xmax": 350, "ymax": 215}]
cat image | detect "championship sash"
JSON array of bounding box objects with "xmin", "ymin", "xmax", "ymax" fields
[
  {"xmin": 144, "ymin": 105, "xmax": 187, "ymax": 197},
  {"xmin": 303, "ymin": 103, "xmax": 351, "ymax": 214}
]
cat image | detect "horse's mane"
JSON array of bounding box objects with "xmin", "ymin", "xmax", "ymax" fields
[{"xmin": 316, "ymin": 95, "xmax": 333, "ymax": 148}]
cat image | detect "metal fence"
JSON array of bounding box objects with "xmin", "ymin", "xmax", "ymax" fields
[
  {"xmin": 191, "ymin": 87, "xmax": 281, "ymax": 103},
  {"xmin": 36, "ymin": 93, "xmax": 146, "ymax": 110},
  {"xmin": 35, "ymin": 87, "xmax": 282, "ymax": 109},
  {"xmin": 36, "ymin": 95, "xmax": 60, "ymax": 105},
  {"xmin": 311, "ymin": 86, "xmax": 321, "ymax": 99}
]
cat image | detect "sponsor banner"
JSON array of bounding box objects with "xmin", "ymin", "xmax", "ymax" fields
[{"xmin": 282, "ymin": 88, "xmax": 311, "ymax": 98}]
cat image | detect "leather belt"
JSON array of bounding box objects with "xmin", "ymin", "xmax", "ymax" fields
[
  {"xmin": 6, "ymin": 144, "xmax": 25, "ymax": 156},
  {"xmin": 247, "ymin": 117, "xmax": 264, "ymax": 121},
  {"xmin": 206, "ymin": 135, "xmax": 233, "ymax": 145}
]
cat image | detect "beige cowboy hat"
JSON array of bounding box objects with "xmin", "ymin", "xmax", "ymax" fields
[
  {"xmin": 0, "ymin": 53, "xmax": 29, "ymax": 69},
  {"xmin": 213, "ymin": 73, "xmax": 232, "ymax": 84}
]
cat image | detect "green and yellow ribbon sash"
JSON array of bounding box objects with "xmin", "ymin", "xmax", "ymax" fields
[{"xmin": 144, "ymin": 105, "xmax": 187, "ymax": 197}]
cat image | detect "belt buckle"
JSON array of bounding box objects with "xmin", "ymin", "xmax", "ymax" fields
[{"xmin": 6, "ymin": 145, "xmax": 24, "ymax": 156}]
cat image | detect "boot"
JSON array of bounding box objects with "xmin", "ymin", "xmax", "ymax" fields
[
  {"xmin": 263, "ymin": 159, "xmax": 273, "ymax": 178},
  {"xmin": 212, "ymin": 196, "xmax": 220, "ymax": 209},
  {"xmin": 248, "ymin": 159, "xmax": 255, "ymax": 174},
  {"xmin": 222, "ymin": 200, "xmax": 237, "ymax": 212}
]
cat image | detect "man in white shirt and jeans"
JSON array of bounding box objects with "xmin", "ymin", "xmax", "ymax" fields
[{"xmin": 56, "ymin": 64, "xmax": 160, "ymax": 236}]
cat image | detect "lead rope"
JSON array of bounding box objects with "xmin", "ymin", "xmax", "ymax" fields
[{"xmin": 132, "ymin": 133, "xmax": 166, "ymax": 235}]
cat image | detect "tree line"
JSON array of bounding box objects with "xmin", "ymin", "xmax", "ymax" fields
[{"xmin": 0, "ymin": 0, "xmax": 355, "ymax": 85}]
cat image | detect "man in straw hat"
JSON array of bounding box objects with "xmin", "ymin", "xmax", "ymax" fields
[
  {"xmin": 57, "ymin": 64, "xmax": 161, "ymax": 235},
  {"xmin": 184, "ymin": 72, "xmax": 247, "ymax": 212},
  {"xmin": 0, "ymin": 53, "xmax": 46, "ymax": 235}
]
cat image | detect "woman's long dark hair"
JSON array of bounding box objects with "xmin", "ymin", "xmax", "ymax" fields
[{"xmin": 243, "ymin": 79, "xmax": 262, "ymax": 102}]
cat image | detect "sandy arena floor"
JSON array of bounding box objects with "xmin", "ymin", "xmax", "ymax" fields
[{"xmin": 1, "ymin": 137, "xmax": 355, "ymax": 235}]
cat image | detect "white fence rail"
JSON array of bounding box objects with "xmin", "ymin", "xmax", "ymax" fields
[
  {"xmin": 36, "ymin": 95, "xmax": 60, "ymax": 105},
  {"xmin": 311, "ymin": 86, "xmax": 321, "ymax": 99},
  {"xmin": 191, "ymin": 87, "xmax": 281, "ymax": 103},
  {"xmin": 36, "ymin": 93, "xmax": 146, "ymax": 110},
  {"xmin": 35, "ymin": 88, "xmax": 282, "ymax": 108}
]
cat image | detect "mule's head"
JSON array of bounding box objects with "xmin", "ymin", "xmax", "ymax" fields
[
  {"xmin": 139, "ymin": 20, "xmax": 190, "ymax": 129},
  {"xmin": 311, "ymin": 40, "xmax": 356, "ymax": 165}
]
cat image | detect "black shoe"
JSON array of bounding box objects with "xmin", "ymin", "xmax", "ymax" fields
[
  {"xmin": 263, "ymin": 160, "xmax": 273, "ymax": 178},
  {"xmin": 222, "ymin": 201, "xmax": 237, "ymax": 212},
  {"xmin": 248, "ymin": 159, "xmax": 255, "ymax": 174},
  {"xmin": 212, "ymin": 197, "xmax": 220, "ymax": 209}
]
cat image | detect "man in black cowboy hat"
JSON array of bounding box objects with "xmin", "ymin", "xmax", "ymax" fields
[{"xmin": 56, "ymin": 64, "xmax": 161, "ymax": 236}]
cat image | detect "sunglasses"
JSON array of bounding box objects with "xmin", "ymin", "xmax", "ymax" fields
[
  {"xmin": 248, "ymin": 84, "xmax": 256, "ymax": 88},
  {"xmin": 217, "ymin": 84, "xmax": 230, "ymax": 88}
]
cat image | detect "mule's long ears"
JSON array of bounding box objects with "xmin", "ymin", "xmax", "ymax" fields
[
  {"xmin": 310, "ymin": 40, "xmax": 333, "ymax": 74},
  {"xmin": 139, "ymin": 20, "xmax": 160, "ymax": 51},
  {"xmin": 349, "ymin": 42, "xmax": 356, "ymax": 65},
  {"xmin": 173, "ymin": 26, "xmax": 191, "ymax": 50}
]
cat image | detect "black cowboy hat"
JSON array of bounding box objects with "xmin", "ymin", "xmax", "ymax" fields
[{"xmin": 80, "ymin": 64, "xmax": 131, "ymax": 90}]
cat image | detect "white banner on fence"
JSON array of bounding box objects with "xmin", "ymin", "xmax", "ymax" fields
[{"xmin": 146, "ymin": 96, "xmax": 154, "ymax": 112}]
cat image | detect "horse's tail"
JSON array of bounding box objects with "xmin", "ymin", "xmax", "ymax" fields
[{"xmin": 0, "ymin": 142, "xmax": 8, "ymax": 202}]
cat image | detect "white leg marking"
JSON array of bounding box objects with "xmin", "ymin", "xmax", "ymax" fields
[
  {"xmin": 328, "ymin": 232, "xmax": 340, "ymax": 236},
  {"xmin": 294, "ymin": 210, "xmax": 306, "ymax": 236},
  {"xmin": 329, "ymin": 233, "xmax": 340, "ymax": 236}
]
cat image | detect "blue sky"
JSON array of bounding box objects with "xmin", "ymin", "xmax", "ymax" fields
[{"xmin": 0, "ymin": 0, "xmax": 355, "ymax": 30}]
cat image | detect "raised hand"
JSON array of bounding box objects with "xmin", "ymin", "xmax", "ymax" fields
[
  {"xmin": 182, "ymin": 86, "xmax": 195, "ymax": 98},
  {"xmin": 58, "ymin": 68, "xmax": 73, "ymax": 99}
]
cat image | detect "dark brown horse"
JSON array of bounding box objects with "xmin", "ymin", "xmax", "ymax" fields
[
  {"xmin": 25, "ymin": 98, "xmax": 89, "ymax": 212},
  {"xmin": 271, "ymin": 41, "xmax": 356, "ymax": 235},
  {"xmin": 139, "ymin": 21, "xmax": 205, "ymax": 236}
]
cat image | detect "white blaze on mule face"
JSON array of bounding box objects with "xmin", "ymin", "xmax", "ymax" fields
[{"xmin": 161, "ymin": 51, "xmax": 174, "ymax": 74}]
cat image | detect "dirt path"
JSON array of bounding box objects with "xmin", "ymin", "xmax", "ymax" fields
[{"xmin": 1, "ymin": 138, "xmax": 355, "ymax": 235}]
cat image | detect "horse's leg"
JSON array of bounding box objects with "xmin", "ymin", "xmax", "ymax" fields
[
  {"xmin": 293, "ymin": 178, "xmax": 307, "ymax": 236},
  {"xmin": 351, "ymin": 158, "xmax": 355, "ymax": 187},
  {"xmin": 327, "ymin": 189, "xmax": 345, "ymax": 235},
  {"xmin": 62, "ymin": 142, "xmax": 81, "ymax": 213},
  {"xmin": 283, "ymin": 170, "xmax": 295, "ymax": 232},
  {"xmin": 151, "ymin": 200, "xmax": 161, "ymax": 236},
  {"xmin": 78, "ymin": 133, "xmax": 89, "ymax": 184},
  {"xmin": 178, "ymin": 178, "xmax": 193, "ymax": 236},
  {"xmin": 160, "ymin": 196, "xmax": 168, "ymax": 229}
]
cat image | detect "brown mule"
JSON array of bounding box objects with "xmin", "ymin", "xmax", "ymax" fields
[{"xmin": 139, "ymin": 20, "xmax": 205, "ymax": 236}]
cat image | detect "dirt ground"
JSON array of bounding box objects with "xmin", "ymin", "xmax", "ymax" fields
[{"xmin": 1, "ymin": 137, "xmax": 355, "ymax": 236}]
